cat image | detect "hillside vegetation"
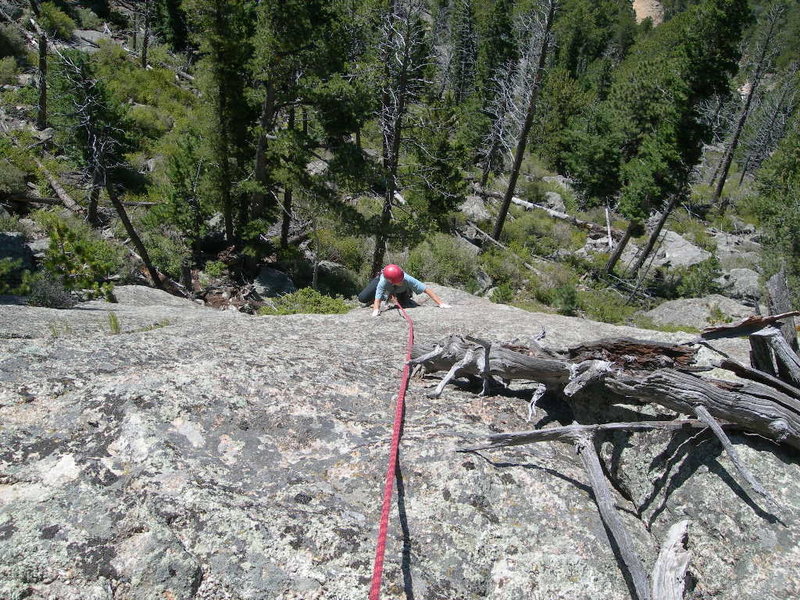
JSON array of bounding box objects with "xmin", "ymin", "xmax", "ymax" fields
[{"xmin": 1, "ymin": 0, "xmax": 799, "ymax": 325}]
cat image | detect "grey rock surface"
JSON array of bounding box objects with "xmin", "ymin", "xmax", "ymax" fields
[
  {"xmin": 459, "ymin": 195, "xmax": 492, "ymax": 222},
  {"xmin": 712, "ymin": 230, "xmax": 762, "ymax": 270},
  {"xmin": 715, "ymin": 268, "xmax": 761, "ymax": 300},
  {"xmin": 253, "ymin": 267, "xmax": 296, "ymax": 299},
  {"xmin": 543, "ymin": 191, "xmax": 566, "ymax": 212},
  {"xmin": 641, "ymin": 294, "xmax": 758, "ymax": 330},
  {"xmin": 650, "ymin": 231, "xmax": 711, "ymax": 269},
  {"xmin": 1, "ymin": 286, "xmax": 798, "ymax": 599}
]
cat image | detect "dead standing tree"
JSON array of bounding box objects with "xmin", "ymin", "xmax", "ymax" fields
[
  {"xmin": 56, "ymin": 51, "xmax": 162, "ymax": 289},
  {"xmin": 410, "ymin": 312, "xmax": 800, "ymax": 600},
  {"xmin": 370, "ymin": 0, "xmax": 432, "ymax": 276},
  {"xmin": 491, "ymin": 0, "xmax": 557, "ymax": 241}
]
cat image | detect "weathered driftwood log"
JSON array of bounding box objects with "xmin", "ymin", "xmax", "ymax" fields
[
  {"xmin": 718, "ymin": 358, "xmax": 800, "ymax": 400},
  {"xmin": 435, "ymin": 333, "xmax": 798, "ymax": 600},
  {"xmin": 410, "ymin": 334, "xmax": 572, "ymax": 394},
  {"xmin": 605, "ymin": 370, "xmax": 800, "ymax": 451},
  {"xmin": 750, "ymin": 326, "xmax": 800, "ymax": 388},
  {"xmin": 765, "ymin": 270, "xmax": 798, "ymax": 352},
  {"xmin": 651, "ymin": 521, "xmax": 691, "ymax": 600},
  {"xmin": 700, "ymin": 311, "xmax": 800, "ymax": 340},
  {"xmin": 463, "ymin": 422, "xmax": 700, "ymax": 600}
]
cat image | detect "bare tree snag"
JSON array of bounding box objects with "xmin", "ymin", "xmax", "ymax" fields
[
  {"xmin": 575, "ymin": 432, "xmax": 652, "ymax": 600},
  {"xmin": 651, "ymin": 520, "xmax": 691, "ymax": 600},
  {"xmin": 750, "ymin": 326, "xmax": 800, "ymax": 388},
  {"xmin": 32, "ymin": 157, "xmax": 84, "ymax": 215},
  {"xmin": 718, "ymin": 358, "xmax": 800, "ymax": 400},
  {"xmin": 765, "ymin": 270, "xmax": 799, "ymax": 352},
  {"xmin": 492, "ymin": 0, "xmax": 557, "ymax": 241}
]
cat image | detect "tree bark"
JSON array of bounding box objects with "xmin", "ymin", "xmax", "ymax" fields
[
  {"xmin": 630, "ymin": 195, "xmax": 679, "ymax": 277},
  {"xmin": 604, "ymin": 220, "xmax": 638, "ymax": 275},
  {"xmin": 106, "ymin": 183, "xmax": 162, "ymax": 289},
  {"xmin": 252, "ymin": 79, "xmax": 276, "ymax": 218},
  {"xmin": 765, "ymin": 270, "xmax": 798, "ymax": 352},
  {"xmin": 141, "ymin": 0, "xmax": 150, "ymax": 69}
]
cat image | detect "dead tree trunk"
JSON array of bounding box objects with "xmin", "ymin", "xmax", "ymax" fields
[
  {"xmin": 106, "ymin": 183, "xmax": 162, "ymax": 289},
  {"xmin": 712, "ymin": 2, "xmax": 784, "ymax": 208},
  {"xmin": 765, "ymin": 269, "xmax": 798, "ymax": 352},
  {"xmin": 604, "ymin": 220, "xmax": 638, "ymax": 275},
  {"xmin": 492, "ymin": 0, "xmax": 557, "ymax": 241},
  {"xmin": 630, "ymin": 195, "xmax": 679, "ymax": 277}
]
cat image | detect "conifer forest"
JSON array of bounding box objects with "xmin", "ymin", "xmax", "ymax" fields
[{"xmin": 1, "ymin": 0, "xmax": 800, "ymax": 321}]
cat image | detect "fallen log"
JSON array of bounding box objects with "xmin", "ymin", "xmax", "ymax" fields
[
  {"xmin": 473, "ymin": 183, "xmax": 624, "ymax": 240},
  {"xmin": 428, "ymin": 332, "xmax": 794, "ymax": 599}
]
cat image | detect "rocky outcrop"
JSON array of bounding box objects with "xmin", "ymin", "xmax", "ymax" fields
[
  {"xmin": 641, "ymin": 294, "xmax": 758, "ymax": 330},
  {"xmin": 1, "ymin": 286, "xmax": 798, "ymax": 599}
]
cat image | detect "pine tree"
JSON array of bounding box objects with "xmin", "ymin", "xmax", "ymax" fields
[{"xmin": 183, "ymin": 0, "xmax": 254, "ymax": 242}]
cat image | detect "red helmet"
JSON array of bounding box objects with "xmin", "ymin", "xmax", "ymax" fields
[{"xmin": 382, "ymin": 264, "xmax": 404, "ymax": 284}]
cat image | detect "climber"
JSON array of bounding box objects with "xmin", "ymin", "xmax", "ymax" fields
[{"xmin": 358, "ymin": 264, "xmax": 451, "ymax": 317}]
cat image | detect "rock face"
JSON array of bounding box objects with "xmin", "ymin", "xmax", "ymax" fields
[
  {"xmin": 1, "ymin": 286, "xmax": 799, "ymax": 600},
  {"xmin": 253, "ymin": 267, "xmax": 296, "ymax": 298},
  {"xmin": 641, "ymin": 294, "xmax": 758, "ymax": 330},
  {"xmin": 715, "ymin": 268, "xmax": 761, "ymax": 301}
]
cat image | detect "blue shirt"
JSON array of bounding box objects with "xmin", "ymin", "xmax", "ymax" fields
[{"xmin": 375, "ymin": 273, "xmax": 427, "ymax": 300}]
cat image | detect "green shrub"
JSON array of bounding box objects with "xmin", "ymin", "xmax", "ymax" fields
[
  {"xmin": 406, "ymin": 233, "xmax": 478, "ymax": 287},
  {"xmin": 0, "ymin": 24, "xmax": 26, "ymax": 60},
  {"xmin": 0, "ymin": 258, "xmax": 25, "ymax": 294},
  {"xmin": 650, "ymin": 258, "xmax": 723, "ymax": 299},
  {"xmin": 36, "ymin": 212, "xmax": 124, "ymax": 290},
  {"xmin": 204, "ymin": 260, "xmax": 226, "ymax": 278},
  {"xmin": 257, "ymin": 287, "xmax": 352, "ymax": 315},
  {"xmin": 0, "ymin": 160, "xmax": 26, "ymax": 194},
  {"xmin": 675, "ymin": 258, "xmax": 722, "ymax": 298},
  {"xmin": 578, "ymin": 288, "xmax": 637, "ymax": 324},
  {"xmin": 76, "ymin": 7, "xmax": 102, "ymax": 29},
  {"xmin": 25, "ymin": 272, "xmax": 77, "ymax": 308},
  {"xmin": 490, "ymin": 283, "xmax": 515, "ymax": 304},
  {"xmin": 315, "ymin": 229, "xmax": 368, "ymax": 273},
  {"xmin": 479, "ymin": 247, "xmax": 527, "ymax": 288},
  {"xmin": 0, "ymin": 56, "xmax": 18, "ymax": 84},
  {"xmin": 551, "ymin": 284, "xmax": 579, "ymax": 316},
  {"xmin": 39, "ymin": 2, "xmax": 77, "ymax": 40}
]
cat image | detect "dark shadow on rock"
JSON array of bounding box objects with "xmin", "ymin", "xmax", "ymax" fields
[
  {"xmin": 397, "ymin": 402, "xmax": 415, "ymax": 600},
  {"xmin": 467, "ymin": 451, "xmax": 592, "ymax": 496},
  {"xmin": 395, "ymin": 463, "xmax": 415, "ymax": 600}
]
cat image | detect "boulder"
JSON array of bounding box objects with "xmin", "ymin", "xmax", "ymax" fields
[
  {"xmin": 542, "ymin": 175, "xmax": 574, "ymax": 193},
  {"xmin": 715, "ymin": 268, "xmax": 761, "ymax": 301},
  {"xmin": 253, "ymin": 266, "xmax": 296, "ymax": 298},
  {"xmin": 641, "ymin": 293, "xmax": 756, "ymax": 330},
  {"xmin": 459, "ymin": 195, "xmax": 491, "ymax": 222},
  {"xmin": 650, "ymin": 230, "xmax": 711, "ymax": 269},
  {"xmin": 543, "ymin": 191, "xmax": 565, "ymax": 212}
]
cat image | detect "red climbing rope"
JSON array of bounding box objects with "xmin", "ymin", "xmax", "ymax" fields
[{"xmin": 369, "ymin": 304, "xmax": 415, "ymax": 600}]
